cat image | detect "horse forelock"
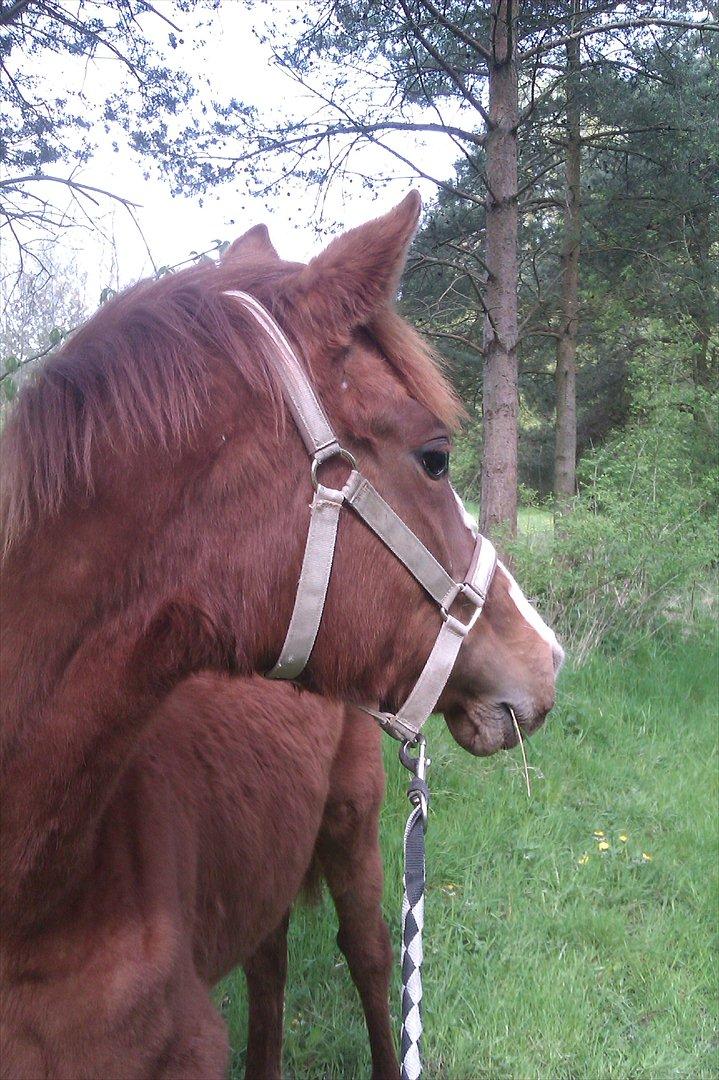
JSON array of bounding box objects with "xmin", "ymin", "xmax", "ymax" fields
[
  {"xmin": 0, "ymin": 255, "xmax": 461, "ymax": 556},
  {"xmin": 367, "ymin": 307, "xmax": 465, "ymax": 432}
]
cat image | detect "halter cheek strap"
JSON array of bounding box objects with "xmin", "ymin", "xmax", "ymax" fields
[
  {"xmin": 225, "ymin": 290, "xmax": 497, "ymax": 743},
  {"xmin": 361, "ymin": 538, "xmax": 497, "ymax": 741}
]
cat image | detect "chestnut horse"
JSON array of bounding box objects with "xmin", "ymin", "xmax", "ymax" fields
[{"xmin": 0, "ymin": 195, "xmax": 562, "ymax": 1077}]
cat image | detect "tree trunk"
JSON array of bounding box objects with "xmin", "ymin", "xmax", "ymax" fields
[
  {"xmin": 480, "ymin": 0, "xmax": 519, "ymax": 539},
  {"xmin": 686, "ymin": 205, "xmax": 715, "ymax": 390},
  {"xmin": 554, "ymin": 0, "xmax": 581, "ymax": 512}
]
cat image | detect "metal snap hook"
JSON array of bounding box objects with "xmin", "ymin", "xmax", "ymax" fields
[
  {"xmin": 399, "ymin": 735, "xmax": 428, "ymax": 779},
  {"xmin": 400, "ymin": 735, "xmax": 430, "ymax": 831}
]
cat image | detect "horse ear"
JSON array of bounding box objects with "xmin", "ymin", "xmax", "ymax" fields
[
  {"xmin": 223, "ymin": 224, "xmax": 280, "ymax": 262},
  {"xmin": 291, "ymin": 191, "xmax": 422, "ymax": 332}
]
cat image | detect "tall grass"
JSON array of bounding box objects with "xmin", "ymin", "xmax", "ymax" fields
[{"xmin": 219, "ymin": 628, "xmax": 718, "ymax": 1078}]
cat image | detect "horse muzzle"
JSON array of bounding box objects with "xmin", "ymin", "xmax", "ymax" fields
[{"xmin": 445, "ymin": 695, "xmax": 553, "ymax": 757}]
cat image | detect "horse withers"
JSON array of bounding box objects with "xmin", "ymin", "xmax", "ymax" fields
[{"xmin": 0, "ymin": 196, "xmax": 561, "ymax": 1077}]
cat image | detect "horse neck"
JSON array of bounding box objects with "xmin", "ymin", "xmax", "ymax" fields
[
  {"xmin": 0, "ymin": 492, "xmax": 228, "ymax": 922},
  {"xmin": 0, "ymin": 426, "xmax": 309, "ymax": 924}
]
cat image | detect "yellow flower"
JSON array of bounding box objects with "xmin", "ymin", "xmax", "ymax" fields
[
  {"xmin": 578, "ymin": 853, "xmax": 589, "ymax": 866},
  {"xmin": 642, "ymin": 852, "xmax": 653, "ymax": 862},
  {"xmin": 619, "ymin": 834, "xmax": 628, "ymax": 843},
  {"xmin": 593, "ymin": 830, "xmax": 605, "ymax": 837},
  {"xmin": 597, "ymin": 840, "xmax": 610, "ymax": 851}
]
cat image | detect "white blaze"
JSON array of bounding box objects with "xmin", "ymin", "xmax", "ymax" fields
[
  {"xmin": 451, "ymin": 487, "xmax": 562, "ymax": 660},
  {"xmin": 452, "ymin": 487, "xmax": 479, "ymax": 538},
  {"xmin": 497, "ymin": 560, "xmax": 560, "ymax": 653}
]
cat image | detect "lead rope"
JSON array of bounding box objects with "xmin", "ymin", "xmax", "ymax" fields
[{"xmin": 399, "ymin": 737, "xmax": 430, "ymax": 1080}]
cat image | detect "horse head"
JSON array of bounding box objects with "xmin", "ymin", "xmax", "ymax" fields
[{"xmin": 219, "ymin": 193, "xmax": 563, "ymax": 755}]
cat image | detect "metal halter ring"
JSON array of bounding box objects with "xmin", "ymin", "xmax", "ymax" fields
[{"xmin": 311, "ymin": 446, "xmax": 357, "ymax": 491}]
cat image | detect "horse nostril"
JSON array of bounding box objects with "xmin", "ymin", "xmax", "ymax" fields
[{"xmin": 552, "ymin": 642, "xmax": 565, "ymax": 674}]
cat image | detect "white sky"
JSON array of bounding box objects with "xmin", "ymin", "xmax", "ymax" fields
[{"xmin": 4, "ymin": 1, "xmax": 468, "ymax": 309}]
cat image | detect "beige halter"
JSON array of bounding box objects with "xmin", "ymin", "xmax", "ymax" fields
[{"xmin": 226, "ymin": 291, "xmax": 497, "ymax": 743}]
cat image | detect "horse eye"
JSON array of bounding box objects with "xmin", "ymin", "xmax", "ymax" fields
[{"xmin": 419, "ymin": 448, "xmax": 450, "ymax": 479}]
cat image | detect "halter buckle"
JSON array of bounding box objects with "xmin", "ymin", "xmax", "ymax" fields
[{"xmin": 440, "ymin": 581, "xmax": 485, "ymax": 637}]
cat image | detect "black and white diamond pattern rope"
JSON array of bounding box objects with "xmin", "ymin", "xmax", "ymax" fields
[{"xmin": 400, "ymin": 776, "xmax": 429, "ymax": 1080}]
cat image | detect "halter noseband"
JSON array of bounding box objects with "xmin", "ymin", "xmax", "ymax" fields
[{"xmin": 226, "ymin": 291, "xmax": 497, "ymax": 743}]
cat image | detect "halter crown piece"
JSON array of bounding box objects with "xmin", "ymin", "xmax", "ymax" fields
[{"xmin": 226, "ymin": 291, "xmax": 497, "ymax": 743}]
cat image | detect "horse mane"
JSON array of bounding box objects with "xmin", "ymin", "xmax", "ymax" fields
[
  {"xmin": 0, "ymin": 257, "xmax": 463, "ymax": 556},
  {"xmin": 0, "ymin": 261, "xmax": 287, "ymax": 556}
]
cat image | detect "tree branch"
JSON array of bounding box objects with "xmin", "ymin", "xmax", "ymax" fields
[
  {"xmin": 0, "ymin": 173, "xmax": 139, "ymax": 209},
  {"xmin": 398, "ymin": 0, "xmax": 492, "ymax": 126},
  {"xmin": 0, "ymin": 0, "xmax": 31, "ymax": 27},
  {"xmin": 423, "ymin": 329, "xmax": 484, "ymax": 356},
  {"xmin": 520, "ymin": 17, "xmax": 719, "ymax": 63},
  {"xmin": 36, "ymin": 0, "xmax": 145, "ymax": 84},
  {"xmin": 262, "ymin": 59, "xmax": 488, "ymax": 206},
  {"xmin": 413, "ymin": 0, "xmax": 493, "ymax": 62},
  {"xmin": 0, "ymin": 339, "xmax": 61, "ymax": 383}
]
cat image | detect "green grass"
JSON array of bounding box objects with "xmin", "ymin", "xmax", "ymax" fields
[
  {"xmin": 464, "ymin": 503, "xmax": 554, "ymax": 545},
  {"xmin": 219, "ymin": 631, "xmax": 718, "ymax": 1078},
  {"xmin": 518, "ymin": 506, "xmax": 554, "ymax": 537}
]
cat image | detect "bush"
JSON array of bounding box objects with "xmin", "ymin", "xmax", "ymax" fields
[
  {"xmin": 450, "ymin": 411, "xmax": 482, "ymax": 499},
  {"xmin": 509, "ymin": 327, "xmax": 718, "ymax": 662}
]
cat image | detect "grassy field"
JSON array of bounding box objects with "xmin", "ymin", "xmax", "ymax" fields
[
  {"xmin": 218, "ymin": 629, "xmax": 718, "ymax": 1080},
  {"xmin": 467, "ymin": 503, "xmax": 554, "ymax": 547}
]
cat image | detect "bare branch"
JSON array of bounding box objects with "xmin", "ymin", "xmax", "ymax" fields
[
  {"xmin": 423, "ymin": 329, "xmax": 484, "ymax": 356},
  {"xmin": 404, "ymin": 32, "xmax": 486, "ymax": 173},
  {"xmin": 0, "ymin": 339, "xmax": 60, "ymax": 383},
  {"xmin": 141, "ymin": 1, "xmax": 182, "ymax": 34},
  {"xmin": 36, "ymin": 0, "xmax": 146, "ymax": 84},
  {"xmin": 0, "ymin": 174, "xmax": 138, "ymax": 209},
  {"xmin": 262, "ymin": 58, "xmax": 487, "ymax": 206}
]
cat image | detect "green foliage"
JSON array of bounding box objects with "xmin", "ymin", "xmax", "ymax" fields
[
  {"xmin": 517, "ymin": 480, "xmax": 542, "ymax": 509},
  {"xmin": 509, "ymin": 325, "xmax": 718, "ymax": 660},
  {"xmin": 448, "ymin": 410, "xmax": 482, "ymax": 499},
  {"xmin": 400, "ymin": 22, "xmax": 718, "ymax": 497},
  {"xmin": 218, "ymin": 633, "xmax": 718, "ymax": 1078},
  {"xmin": 1, "ymin": 0, "xmax": 213, "ymax": 174}
]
